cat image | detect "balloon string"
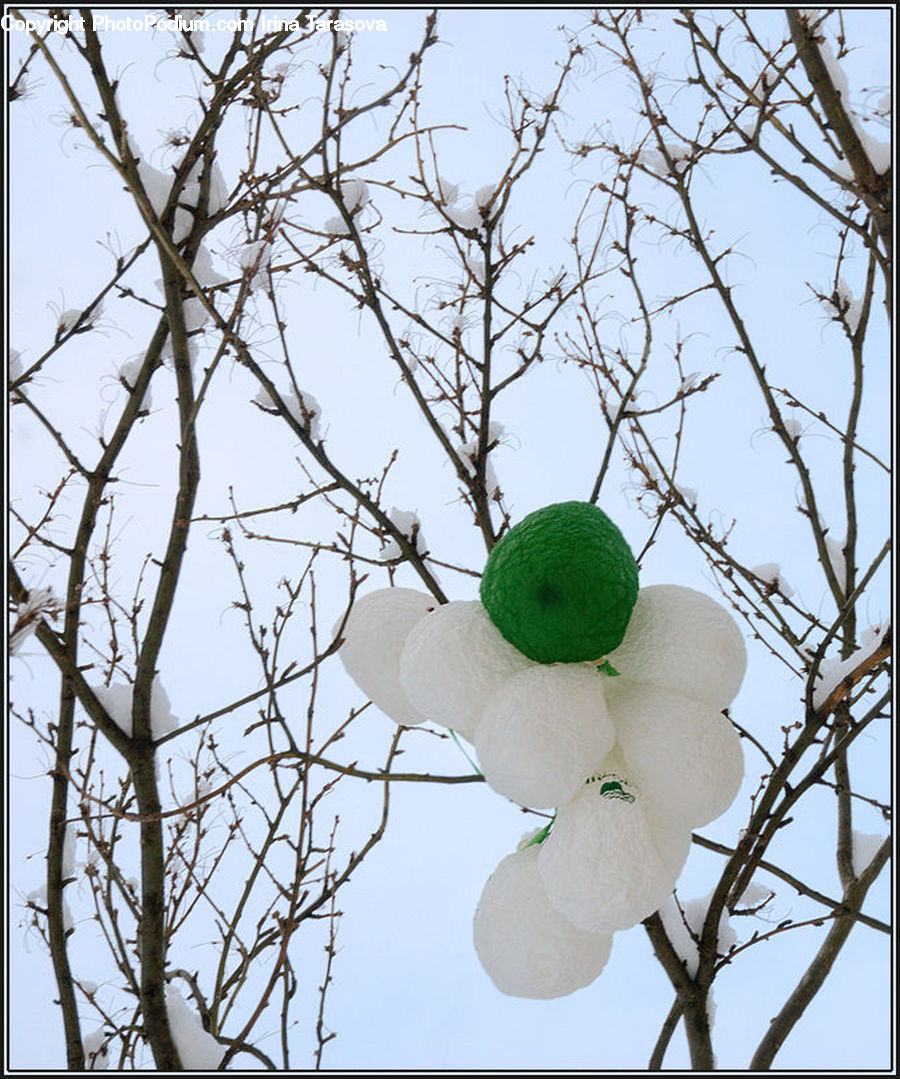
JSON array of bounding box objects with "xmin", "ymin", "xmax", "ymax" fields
[{"xmin": 450, "ymin": 728, "xmax": 483, "ymax": 776}]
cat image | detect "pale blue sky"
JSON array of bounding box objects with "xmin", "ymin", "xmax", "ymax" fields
[{"xmin": 7, "ymin": 7, "xmax": 891, "ymax": 1069}]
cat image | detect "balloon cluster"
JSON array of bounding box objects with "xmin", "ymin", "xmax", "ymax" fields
[{"xmin": 337, "ymin": 502, "xmax": 746, "ymax": 998}]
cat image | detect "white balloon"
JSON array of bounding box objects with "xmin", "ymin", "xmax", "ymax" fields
[
  {"xmin": 647, "ymin": 803, "xmax": 694, "ymax": 884},
  {"xmin": 473, "ymin": 844, "xmax": 613, "ymax": 999},
  {"xmin": 475, "ymin": 664, "xmax": 616, "ymax": 809},
  {"xmin": 335, "ymin": 588, "xmax": 436, "ymax": 725},
  {"xmin": 608, "ymin": 585, "xmax": 747, "ymax": 708},
  {"xmin": 538, "ymin": 762, "xmax": 691, "ymax": 934},
  {"xmin": 606, "ymin": 679, "xmax": 744, "ymax": 828},
  {"xmin": 399, "ymin": 601, "xmax": 533, "ymax": 742}
]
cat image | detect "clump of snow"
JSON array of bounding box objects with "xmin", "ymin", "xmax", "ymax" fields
[
  {"xmin": 174, "ymin": 9, "xmax": 207, "ymax": 53},
  {"xmin": 824, "ymin": 534, "xmax": 846, "ymax": 589},
  {"xmin": 9, "ymin": 347, "xmax": 23, "ymax": 382},
  {"xmin": 829, "ymin": 158, "xmax": 854, "ymax": 181},
  {"xmin": 191, "ymin": 244, "xmax": 227, "ymax": 289},
  {"xmin": 252, "ymin": 384, "xmax": 278, "ymax": 411},
  {"xmin": 173, "ymin": 206, "xmax": 194, "ymax": 244},
  {"xmin": 292, "ymin": 390, "xmax": 321, "ymax": 439},
  {"xmin": 474, "ymin": 183, "xmax": 497, "ymax": 211},
  {"xmin": 9, "ymin": 585, "xmax": 61, "ymax": 655},
  {"xmin": 475, "ymin": 664, "xmax": 616, "ymax": 809},
  {"xmin": 165, "ymin": 986, "xmax": 224, "ymax": 1070},
  {"xmin": 57, "ymin": 304, "xmax": 102, "ymax": 336},
  {"xmin": 752, "ymin": 66, "xmax": 778, "ymax": 94},
  {"xmin": 399, "ymin": 600, "xmax": 533, "ymax": 742},
  {"xmin": 119, "ymin": 357, "xmax": 152, "ymax": 410},
  {"xmin": 444, "ymin": 183, "xmax": 500, "ymax": 229},
  {"xmin": 607, "ymin": 585, "xmax": 747, "ymax": 709},
  {"xmin": 256, "ymin": 386, "xmax": 323, "ymax": 440},
  {"xmin": 238, "ymin": 239, "xmax": 272, "ymax": 288},
  {"xmin": 173, "ymin": 159, "xmax": 205, "ymax": 239},
  {"xmin": 818, "ymin": 35, "xmax": 850, "ymax": 97},
  {"xmin": 83, "ymin": 1029, "xmax": 110, "ymax": 1070},
  {"xmin": 782, "ymin": 416, "xmax": 803, "ymax": 440},
  {"xmin": 473, "ymin": 845, "xmax": 613, "ymax": 999},
  {"xmin": 206, "ymin": 162, "xmax": 228, "ymax": 213},
  {"xmin": 606, "ymin": 680, "xmax": 744, "ymax": 829},
  {"xmin": 324, "ymin": 215, "xmax": 351, "ymax": 236},
  {"xmin": 26, "ymin": 884, "xmax": 74, "ymax": 932},
  {"xmin": 446, "ymin": 204, "xmax": 483, "ymax": 230},
  {"xmin": 851, "ymin": 831, "xmax": 885, "ymax": 878},
  {"xmin": 811, "ymin": 624, "xmax": 887, "ymax": 709},
  {"xmin": 182, "ymin": 297, "xmax": 210, "ymax": 333},
  {"xmin": 734, "ymin": 880, "xmax": 773, "ymax": 910},
  {"xmin": 150, "ymin": 245, "xmax": 222, "ymax": 335},
  {"xmin": 91, "ymin": 676, "xmax": 180, "ymax": 739},
  {"xmin": 158, "ymin": 335, "xmax": 198, "ymax": 370},
  {"xmin": 150, "ymin": 680, "xmax": 180, "ymax": 738},
  {"xmin": 62, "ymin": 824, "xmax": 77, "ymax": 880},
  {"xmin": 814, "ymin": 37, "xmax": 891, "ymax": 174},
  {"xmin": 822, "ymin": 278, "xmax": 862, "ymax": 333},
  {"xmin": 436, "ymin": 176, "xmax": 459, "ymax": 205},
  {"xmin": 862, "ymin": 137, "xmax": 891, "ymax": 175},
  {"xmin": 153, "ymin": 277, "xmax": 204, "ymax": 341},
  {"xmin": 659, "ymin": 892, "xmax": 737, "ymax": 977},
  {"xmin": 137, "ymin": 158, "xmax": 174, "ymax": 217},
  {"xmin": 640, "ymin": 143, "xmax": 691, "ymax": 178},
  {"xmin": 378, "ymin": 507, "xmax": 428, "ymax": 562},
  {"xmin": 153, "ymin": 245, "xmax": 225, "ymax": 336},
  {"xmin": 675, "ymin": 484, "xmax": 697, "ymax": 508},
  {"xmin": 335, "ymin": 588, "xmax": 435, "ymax": 725},
  {"xmin": 537, "ymin": 759, "xmax": 691, "ymax": 934},
  {"xmin": 458, "ymin": 422, "xmax": 505, "ymax": 498},
  {"xmin": 464, "ymin": 253, "xmax": 485, "ymax": 282},
  {"xmin": 137, "ymin": 152, "xmax": 224, "ymax": 231},
  {"xmin": 340, "ymin": 178, "xmax": 369, "ymax": 215},
  {"xmin": 751, "ymin": 562, "xmax": 794, "ymax": 599}
]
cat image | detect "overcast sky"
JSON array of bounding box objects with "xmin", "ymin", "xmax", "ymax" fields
[{"xmin": 6, "ymin": 6, "xmax": 891, "ymax": 1070}]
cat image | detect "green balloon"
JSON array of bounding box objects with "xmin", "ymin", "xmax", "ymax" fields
[{"xmin": 480, "ymin": 502, "xmax": 639, "ymax": 664}]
